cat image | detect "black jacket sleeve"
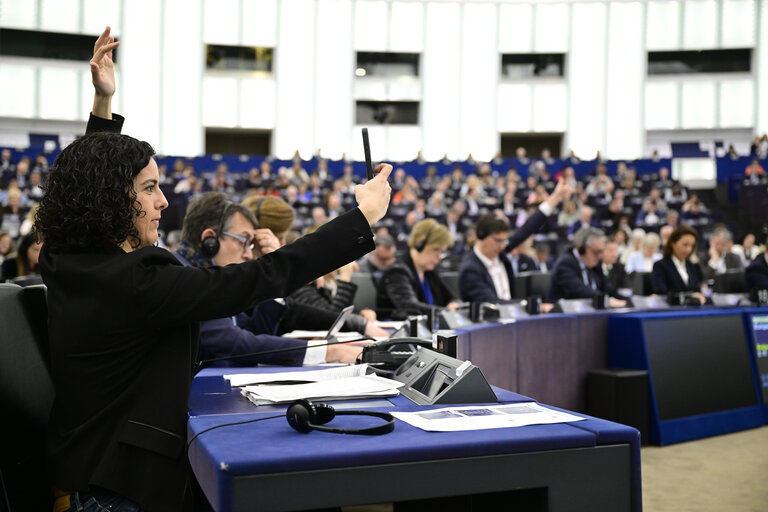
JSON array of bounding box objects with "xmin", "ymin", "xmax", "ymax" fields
[
  {"xmin": 505, "ymin": 209, "xmax": 547, "ymax": 253},
  {"xmin": 380, "ymin": 265, "xmax": 434, "ymax": 318},
  {"xmin": 86, "ymin": 113, "xmax": 124, "ymax": 134},
  {"xmin": 288, "ymin": 281, "xmax": 357, "ymax": 313}
]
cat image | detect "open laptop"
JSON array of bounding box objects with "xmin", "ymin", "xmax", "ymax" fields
[{"xmin": 325, "ymin": 305, "xmax": 355, "ymax": 343}]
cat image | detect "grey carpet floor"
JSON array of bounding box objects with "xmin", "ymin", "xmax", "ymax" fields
[{"xmin": 641, "ymin": 425, "xmax": 768, "ymax": 512}]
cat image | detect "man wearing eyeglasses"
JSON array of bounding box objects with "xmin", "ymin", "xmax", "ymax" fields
[
  {"xmin": 173, "ymin": 192, "xmax": 365, "ymax": 366},
  {"xmin": 547, "ymin": 226, "xmax": 628, "ymax": 307},
  {"xmin": 458, "ymin": 179, "xmax": 572, "ymax": 303}
]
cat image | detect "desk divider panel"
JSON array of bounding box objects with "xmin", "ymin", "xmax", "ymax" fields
[{"xmin": 608, "ymin": 310, "xmax": 764, "ymax": 445}]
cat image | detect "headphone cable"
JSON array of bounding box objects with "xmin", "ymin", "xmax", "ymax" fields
[{"xmin": 186, "ymin": 414, "xmax": 283, "ymax": 460}]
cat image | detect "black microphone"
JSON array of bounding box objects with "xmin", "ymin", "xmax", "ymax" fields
[{"xmin": 198, "ymin": 336, "xmax": 374, "ymax": 365}]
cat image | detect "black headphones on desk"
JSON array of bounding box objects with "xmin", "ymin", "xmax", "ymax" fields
[{"xmin": 286, "ymin": 399, "xmax": 395, "ymax": 435}]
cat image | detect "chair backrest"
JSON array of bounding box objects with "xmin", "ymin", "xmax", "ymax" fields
[
  {"xmin": 713, "ymin": 269, "xmax": 746, "ymax": 293},
  {"xmin": 441, "ymin": 271, "xmax": 460, "ymax": 299},
  {"xmin": 350, "ymin": 273, "xmax": 378, "ymax": 312},
  {"xmin": 0, "ymin": 283, "xmax": 52, "ymax": 511},
  {"xmin": 630, "ymin": 271, "xmax": 653, "ymax": 296},
  {"xmin": 8, "ymin": 274, "xmax": 43, "ymax": 288},
  {"xmin": 528, "ymin": 272, "xmax": 552, "ymax": 298}
]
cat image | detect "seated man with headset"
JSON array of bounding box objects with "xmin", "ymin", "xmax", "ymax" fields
[
  {"xmin": 547, "ymin": 226, "xmax": 629, "ymax": 308},
  {"xmin": 173, "ymin": 192, "xmax": 373, "ymax": 365},
  {"xmin": 458, "ymin": 179, "xmax": 572, "ymax": 303}
]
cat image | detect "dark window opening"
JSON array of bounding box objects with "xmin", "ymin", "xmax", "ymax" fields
[
  {"xmin": 647, "ymin": 49, "xmax": 751, "ymax": 75},
  {"xmin": 0, "ymin": 28, "xmax": 118, "ymax": 63},
  {"xmin": 500, "ymin": 133, "xmax": 563, "ymax": 159},
  {"xmin": 501, "ymin": 53, "xmax": 565, "ymax": 79},
  {"xmin": 356, "ymin": 52, "xmax": 419, "ymax": 78},
  {"xmin": 355, "ymin": 101, "xmax": 419, "ymax": 125},
  {"xmin": 205, "ymin": 128, "xmax": 271, "ymax": 155},
  {"xmin": 206, "ymin": 44, "xmax": 273, "ymax": 72}
]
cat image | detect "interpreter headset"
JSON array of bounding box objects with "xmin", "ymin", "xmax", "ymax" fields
[
  {"xmin": 200, "ymin": 200, "xmax": 235, "ymax": 258},
  {"xmin": 286, "ymin": 399, "xmax": 395, "ymax": 435},
  {"xmin": 413, "ymin": 223, "xmax": 437, "ymax": 252}
]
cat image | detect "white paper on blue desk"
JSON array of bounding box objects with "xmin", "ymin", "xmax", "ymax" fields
[
  {"xmin": 241, "ymin": 375, "xmax": 404, "ymax": 405},
  {"xmin": 224, "ymin": 364, "xmax": 369, "ymax": 387},
  {"xmin": 391, "ymin": 403, "xmax": 584, "ymax": 432}
]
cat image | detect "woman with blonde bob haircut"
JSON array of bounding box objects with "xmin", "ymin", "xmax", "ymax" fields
[
  {"xmin": 242, "ymin": 195, "xmax": 295, "ymax": 245},
  {"xmin": 377, "ymin": 218, "xmax": 459, "ymax": 319}
]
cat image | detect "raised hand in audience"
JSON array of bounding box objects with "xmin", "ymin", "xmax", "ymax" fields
[
  {"xmin": 544, "ymin": 178, "xmax": 574, "ymax": 210},
  {"xmin": 355, "ymin": 163, "xmax": 393, "ymax": 226},
  {"xmin": 90, "ymin": 26, "xmax": 120, "ymax": 119}
]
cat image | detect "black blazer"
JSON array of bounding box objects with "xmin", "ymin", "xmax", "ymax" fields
[
  {"xmin": 604, "ymin": 262, "xmax": 628, "ymax": 290},
  {"xmin": 458, "ymin": 209, "xmax": 548, "ymax": 303},
  {"xmin": 746, "ymin": 255, "xmax": 768, "ymax": 292},
  {"xmin": 650, "ymin": 256, "xmax": 702, "ymax": 294},
  {"xmin": 547, "ymin": 250, "xmax": 624, "ymax": 302},
  {"xmin": 377, "ymin": 250, "xmax": 454, "ymax": 319},
  {"xmin": 44, "ymin": 113, "xmax": 375, "ymax": 511}
]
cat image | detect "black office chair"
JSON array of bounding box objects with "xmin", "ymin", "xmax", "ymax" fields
[
  {"xmin": 8, "ymin": 274, "xmax": 43, "ymax": 288},
  {"xmin": 713, "ymin": 269, "xmax": 746, "ymax": 293},
  {"xmin": 0, "ymin": 284, "xmax": 53, "ymax": 512},
  {"xmin": 630, "ymin": 271, "xmax": 653, "ymax": 296},
  {"xmin": 528, "ymin": 272, "xmax": 552, "ymax": 298},
  {"xmin": 350, "ymin": 272, "xmax": 378, "ymax": 311},
  {"xmin": 441, "ymin": 271, "xmax": 460, "ymax": 299}
]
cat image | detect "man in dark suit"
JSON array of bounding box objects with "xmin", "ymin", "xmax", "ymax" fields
[
  {"xmin": 601, "ymin": 238, "xmax": 627, "ymax": 289},
  {"xmin": 746, "ymin": 253, "xmax": 768, "ymax": 293},
  {"xmin": 547, "ymin": 227, "xmax": 629, "ymax": 306},
  {"xmin": 458, "ymin": 179, "xmax": 572, "ymax": 303},
  {"xmin": 700, "ymin": 228, "xmax": 742, "ymax": 281}
]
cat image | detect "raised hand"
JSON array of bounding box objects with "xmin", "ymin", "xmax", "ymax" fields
[
  {"xmin": 545, "ymin": 178, "xmax": 574, "ymax": 209},
  {"xmin": 354, "ymin": 163, "xmax": 393, "ymax": 226},
  {"xmin": 91, "ymin": 26, "xmax": 120, "ymax": 97}
]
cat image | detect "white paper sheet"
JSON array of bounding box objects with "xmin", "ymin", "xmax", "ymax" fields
[
  {"xmin": 391, "ymin": 403, "xmax": 585, "ymax": 432},
  {"xmin": 224, "ymin": 365, "xmax": 370, "ymax": 387},
  {"xmin": 241, "ymin": 375, "xmax": 403, "ymax": 405}
]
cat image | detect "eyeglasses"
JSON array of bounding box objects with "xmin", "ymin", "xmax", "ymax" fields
[{"xmin": 222, "ymin": 231, "xmax": 255, "ymax": 252}]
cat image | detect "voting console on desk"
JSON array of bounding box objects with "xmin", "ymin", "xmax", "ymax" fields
[{"xmin": 392, "ymin": 347, "xmax": 497, "ymax": 406}]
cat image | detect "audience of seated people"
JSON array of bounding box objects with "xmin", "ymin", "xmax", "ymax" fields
[{"xmin": 2, "ymin": 141, "xmax": 768, "ymax": 306}]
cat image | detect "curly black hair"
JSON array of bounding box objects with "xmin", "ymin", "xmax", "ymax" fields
[{"xmin": 34, "ymin": 132, "xmax": 155, "ymax": 253}]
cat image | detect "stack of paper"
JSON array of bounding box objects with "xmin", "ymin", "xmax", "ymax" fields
[{"xmin": 224, "ymin": 365, "xmax": 403, "ymax": 406}]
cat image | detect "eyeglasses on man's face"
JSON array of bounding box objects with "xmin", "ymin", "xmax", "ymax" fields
[{"xmin": 222, "ymin": 231, "xmax": 255, "ymax": 252}]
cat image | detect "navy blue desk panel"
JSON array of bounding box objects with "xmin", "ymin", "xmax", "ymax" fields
[
  {"xmin": 188, "ymin": 368, "xmax": 641, "ymax": 512},
  {"xmin": 608, "ymin": 308, "xmax": 766, "ymax": 445},
  {"xmin": 739, "ymin": 310, "xmax": 768, "ymax": 424}
]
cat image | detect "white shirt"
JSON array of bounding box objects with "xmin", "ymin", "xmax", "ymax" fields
[
  {"xmin": 625, "ymin": 252, "xmax": 661, "ymax": 273},
  {"xmin": 671, "ymin": 255, "xmax": 689, "ymax": 285},
  {"xmin": 474, "ymin": 246, "xmax": 511, "ymax": 300}
]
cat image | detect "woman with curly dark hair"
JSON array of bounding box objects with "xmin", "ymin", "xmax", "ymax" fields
[{"xmin": 40, "ymin": 28, "xmax": 392, "ymax": 512}]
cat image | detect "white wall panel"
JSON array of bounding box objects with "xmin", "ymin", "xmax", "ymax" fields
[
  {"xmin": 274, "ymin": 0, "xmax": 316, "ymax": 158},
  {"xmin": 354, "ymin": 81, "xmax": 388, "ymax": 101},
  {"xmin": 240, "ymin": 78, "xmax": 275, "ymax": 129},
  {"xmin": 121, "ymin": 0, "xmax": 162, "ymax": 145},
  {"xmin": 532, "ymin": 83, "xmax": 567, "ymax": 133},
  {"xmin": 758, "ymin": 0, "xmax": 768, "ymax": 135},
  {"xmin": 568, "ymin": 3, "xmax": 607, "ymax": 159},
  {"xmin": 242, "ymin": 0, "xmax": 278, "ymax": 47},
  {"xmin": 83, "ymin": 0, "xmax": 122, "ymax": 36},
  {"xmin": 40, "ymin": 68, "xmax": 79, "ymax": 120},
  {"xmin": 387, "ymin": 126, "xmax": 421, "ymax": 162},
  {"xmin": 0, "ymin": 1, "xmax": 38, "ymax": 29},
  {"xmin": 203, "ymin": 0, "xmax": 239, "ymax": 45},
  {"xmin": 719, "ymin": 80, "xmax": 753, "ymax": 128},
  {"xmin": 40, "ymin": 0, "xmax": 80, "ymax": 33},
  {"xmin": 534, "ymin": 3, "xmax": 569, "ymax": 53},
  {"xmin": 389, "ymin": 2, "xmax": 423, "ymax": 52},
  {"xmin": 721, "ymin": 0, "xmax": 755, "ymax": 47},
  {"xmin": 351, "ymin": 124, "xmax": 385, "ymax": 162},
  {"xmin": 498, "ymin": 84, "xmax": 531, "ymax": 132},
  {"xmin": 354, "ymin": 0, "xmax": 388, "ymax": 51},
  {"xmin": 79, "ymin": 69, "xmax": 93, "ymax": 122},
  {"xmin": 162, "ymin": 0, "xmax": 203, "ymax": 156},
  {"xmin": 605, "ymin": 2, "xmax": 645, "ymax": 160},
  {"xmin": 645, "ymin": 82, "xmax": 678, "ymax": 130},
  {"xmin": 0, "ymin": 64, "xmax": 36, "ymax": 118},
  {"xmin": 202, "ymin": 76, "xmax": 238, "ymax": 127},
  {"xmin": 422, "ymin": 2, "xmax": 461, "ymax": 161},
  {"xmin": 387, "ymin": 81, "xmax": 420, "ymax": 101},
  {"xmin": 315, "ymin": 0, "xmax": 354, "ymax": 160},
  {"xmin": 646, "ymin": 1, "xmax": 681, "ymax": 50},
  {"xmin": 683, "ymin": 0, "xmax": 718, "ymax": 49},
  {"xmin": 459, "ymin": 3, "xmax": 498, "ymax": 160},
  {"xmin": 681, "ymin": 81, "xmax": 716, "ymax": 128},
  {"xmin": 498, "ymin": 3, "xmax": 532, "ymax": 53}
]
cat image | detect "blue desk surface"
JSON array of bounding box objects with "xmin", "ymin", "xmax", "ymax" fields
[{"xmin": 188, "ymin": 367, "xmax": 641, "ymax": 511}]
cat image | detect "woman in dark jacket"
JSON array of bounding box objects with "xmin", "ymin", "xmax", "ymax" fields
[
  {"xmin": 38, "ymin": 27, "xmax": 392, "ymax": 512},
  {"xmin": 651, "ymin": 224, "xmax": 706, "ymax": 304},
  {"xmin": 377, "ymin": 218, "xmax": 459, "ymax": 319},
  {"xmin": 0, "ymin": 232, "xmax": 41, "ymax": 281}
]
